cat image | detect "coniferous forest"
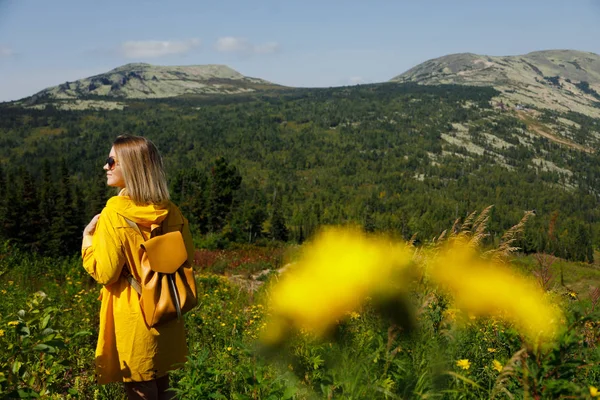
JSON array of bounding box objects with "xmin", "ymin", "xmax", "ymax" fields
[{"xmin": 0, "ymin": 82, "xmax": 599, "ymax": 260}]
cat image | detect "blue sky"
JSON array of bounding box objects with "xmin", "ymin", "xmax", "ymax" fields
[{"xmin": 1, "ymin": 0, "xmax": 600, "ymax": 102}]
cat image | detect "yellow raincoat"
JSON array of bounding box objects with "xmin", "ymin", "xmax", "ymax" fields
[{"xmin": 82, "ymin": 194, "xmax": 194, "ymax": 384}]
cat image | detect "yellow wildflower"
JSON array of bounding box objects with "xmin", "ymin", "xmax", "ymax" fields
[
  {"xmin": 227, "ymin": 347, "xmax": 232, "ymax": 351},
  {"xmin": 492, "ymin": 360, "xmax": 503, "ymax": 372},
  {"xmin": 487, "ymin": 348, "xmax": 497, "ymax": 353},
  {"xmin": 590, "ymin": 386, "xmax": 599, "ymax": 397},
  {"xmin": 1, "ymin": 290, "xmax": 5, "ymax": 294},
  {"xmin": 0, "ymin": 329, "xmax": 4, "ymax": 337},
  {"xmin": 429, "ymin": 237, "xmax": 562, "ymax": 347},
  {"xmin": 261, "ymin": 227, "xmax": 413, "ymax": 345},
  {"xmin": 456, "ymin": 359, "xmax": 471, "ymax": 370},
  {"xmin": 7, "ymin": 321, "xmax": 19, "ymax": 326}
]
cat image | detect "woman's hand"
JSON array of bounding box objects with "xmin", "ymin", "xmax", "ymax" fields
[{"xmin": 83, "ymin": 214, "xmax": 101, "ymax": 237}]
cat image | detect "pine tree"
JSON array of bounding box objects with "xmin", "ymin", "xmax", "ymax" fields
[
  {"xmin": 270, "ymin": 190, "xmax": 288, "ymax": 242},
  {"xmin": 48, "ymin": 159, "xmax": 80, "ymax": 256},
  {"xmin": 207, "ymin": 157, "xmax": 242, "ymax": 233}
]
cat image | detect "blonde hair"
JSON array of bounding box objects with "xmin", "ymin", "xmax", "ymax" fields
[{"xmin": 113, "ymin": 135, "xmax": 170, "ymax": 205}]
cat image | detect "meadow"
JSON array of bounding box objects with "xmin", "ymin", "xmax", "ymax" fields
[{"xmin": 1, "ymin": 213, "xmax": 600, "ymax": 399}]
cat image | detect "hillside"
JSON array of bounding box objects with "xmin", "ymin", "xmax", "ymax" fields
[
  {"xmin": 391, "ymin": 50, "xmax": 600, "ymax": 118},
  {"xmin": 1, "ymin": 83, "xmax": 599, "ymax": 262},
  {"xmin": 21, "ymin": 63, "xmax": 283, "ymax": 109}
]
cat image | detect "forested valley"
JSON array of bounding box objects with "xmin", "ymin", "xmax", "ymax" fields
[{"xmin": 1, "ymin": 82, "xmax": 599, "ymax": 261}]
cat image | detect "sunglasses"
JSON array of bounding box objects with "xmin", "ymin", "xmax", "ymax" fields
[{"xmin": 105, "ymin": 156, "xmax": 118, "ymax": 169}]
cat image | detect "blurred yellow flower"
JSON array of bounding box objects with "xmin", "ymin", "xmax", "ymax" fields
[
  {"xmin": 492, "ymin": 359, "xmax": 503, "ymax": 372},
  {"xmin": 0, "ymin": 329, "xmax": 5, "ymax": 337},
  {"xmin": 261, "ymin": 227, "xmax": 413, "ymax": 345},
  {"xmin": 8, "ymin": 281, "xmax": 14, "ymax": 285},
  {"xmin": 227, "ymin": 347, "xmax": 232, "ymax": 351},
  {"xmin": 456, "ymin": 359, "xmax": 471, "ymax": 370},
  {"xmin": 487, "ymin": 348, "xmax": 497, "ymax": 353},
  {"xmin": 8, "ymin": 321, "xmax": 19, "ymax": 326},
  {"xmin": 429, "ymin": 237, "xmax": 562, "ymax": 347},
  {"xmin": 590, "ymin": 386, "xmax": 599, "ymax": 397}
]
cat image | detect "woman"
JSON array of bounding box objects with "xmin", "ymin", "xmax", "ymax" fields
[{"xmin": 82, "ymin": 135, "xmax": 194, "ymax": 399}]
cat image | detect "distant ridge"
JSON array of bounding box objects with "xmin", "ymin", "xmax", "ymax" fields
[
  {"xmin": 24, "ymin": 63, "xmax": 283, "ymax": 109},
  {"xmin": 391, "ymin": 50, "xmax": 600, "ymax": 118}
]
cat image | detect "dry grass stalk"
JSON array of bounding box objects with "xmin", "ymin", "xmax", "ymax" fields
[
  {"xmin": 590, "ymin": 287, "xmax": 600, "ymax": 312},
  {"xmin": 461, "ymin": 210, "xmax": 479, "ymax": 234},
  {"xmin": 469, "ymin": 205, "xmax": 494, "ymax": 247},
  {"xmin": 490, "ymin": 211, "xmax": 534, "ymax": 263},
  {"xmin": 532, "ymin": 253, "xmax": 556, "ymax": 291},
  {"xmin": 408, "ymin": 233, "xmax": 418, "ymax": 247},
  {"xmin": 435, "ymin": 229, "xmax": 448, "ymax": 243},
  {"xmin": 490, "ymin": 348, "xmax": 527, "ymax": 400},
  {"xmin": 450, "ymin": 218, "xmax": 461, "ymax": 236}
]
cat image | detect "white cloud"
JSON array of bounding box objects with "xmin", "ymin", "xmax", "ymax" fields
[
  {"xmin": 0, "ymin": 45, "xmax": 14, "ymax": 58},
  {"xmin": 215, "ymin": 37, "xmax": 280, "ymax": 55},
  {"xmin": 119, "ymin": 38, "xmax": 201, "ymax": 59}
]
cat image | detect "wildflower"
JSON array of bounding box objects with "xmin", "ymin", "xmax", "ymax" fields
[
  {"xmin": 430, "ymin": 237, "xmax": 562, "ymax": 347},
  {"xmin": 261, "ymin": 227, "xmax": 413, "ymax": 345},
  {"xmin": 220, "ymin": 323, "xmax": 225, "ymax": 327},
  {"xmin": 492, "ymin": 360, "xmax": 503, "ymax": 372},
  {"xmin": 456, "ymin": 359, "xmax": 471, "ymax": 370},
  {"xmin": 0, "ymin": 329, "xmax": 4, "ymax": 337},
  {"xmin": 487, "ymin": 348, "xmax": 497, "ymax": 353},
  {"xmin": 7, "ymin": 321, "xmax": 19, "ymax": 326},
  {"xmin": 590, "ymin": 386, "xmax": 599, "ymax": 397},
  {"xmin": 227, "ymin": 347, "xmax": 232, "ymax": 351},
  {"xmin": 1, "ymin": 290, "xmax": 6, "ymax": 294}
]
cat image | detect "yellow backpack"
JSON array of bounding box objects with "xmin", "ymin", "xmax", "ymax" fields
[{"xmin": 123, "ymin": 216, "xmax": 197, "ymax": 327}]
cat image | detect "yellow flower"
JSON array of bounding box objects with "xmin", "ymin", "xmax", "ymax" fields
[
  {"xmin": 487, "ymin": 348, "xmax": 497, "ymax": 353},
  {"xmin": 1, "ymin": 290, "xmax": 6, "ymax": 294},
  {"xmin": 261, "ymin": 227, "xmax": 413, "ymax": 345},
  {"xmin": 0, "ymin": 329, "xmax": 5, "ymax": 337},
  {"xmin": 456, "ymin": 359, "xmax": 471, "ymax": 370},
  {"xmin": 220, "ymin": 323, "xmax": 225, "ymax": 327},
  {"xmin": 227, "ymin": 347, "xmax": 232, "ymax": 351},
  {"xmin": 7, "ymin": 321, "xmax": 19, "ymax": 326},
  {"xmin": 590, "ymin": 386, "xmax": 599, "ymax": 397},
  {"xmin": 492, "ymin": 360, "xmax": 503, "ymax": 372},
  {"xmin": 348, "ymin": 311, "xmax": 361, "ymax": 320},
  {"xmin": 430, "ymin": 237, "xmax": 562, "ymax": 347},
  {"xmin": 8, "ymin": 281, "xmax": 14, "ymax": 285}
]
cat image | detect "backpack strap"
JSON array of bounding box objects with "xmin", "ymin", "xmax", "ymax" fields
[
  {"xmin": 122, "ymin": 216, "xmax": 143, "ymax": 296},
  {"xmin": 124, "ymin": 217, "xmax": 143, "ymax": 237}
]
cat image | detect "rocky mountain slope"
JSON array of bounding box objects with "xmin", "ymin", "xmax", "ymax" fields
[
  {"xmin": 24, "ymin": 63, "xmax": 282, "ymax": 109},
  {"xmin": 391, "ymin": 50, "xmax": 600, "ymax": 118}
]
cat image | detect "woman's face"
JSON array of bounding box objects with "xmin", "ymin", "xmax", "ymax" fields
[{"xmin": 104, "ymin": 146, "xmax": 125, "ymax": 188}]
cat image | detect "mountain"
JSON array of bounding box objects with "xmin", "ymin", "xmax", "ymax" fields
[
  {"xmin": 23, "ymin": 63, "xmax": 283, "ymax": 110},
  {"xmin": 391, "ymin": 50, "xmax": 600, "ymax": 118}
]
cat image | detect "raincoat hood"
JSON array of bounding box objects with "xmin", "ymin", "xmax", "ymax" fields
[{"xmin": 105, "ymin": 195, "xmax": 171, "ymax": 229}]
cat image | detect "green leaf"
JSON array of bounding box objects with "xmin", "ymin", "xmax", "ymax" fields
[
  {"xmin": 17, "ymin": 388, "xmax": 40, "ymax": 398},
  {"xmin": 18, "ymin": 326, "xmax": 30, "ymax": 336},
  {"xmin": 33, "ymin": 344, "xmax": 55, "ymax": 353},
  {"xmin": 282, "ymin": 386, "xmax": 297, "ymax": 399},
  {"xmin": 71, "ymin": 330, "xmax": 92, "ymax": 338},
  {"xmin": 11, "ymin": 360, "xmax": 22, "ymax": 375},
  {"xmin": 40, "ymin": 314, "xmax": 51, "ymax": 329}
]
